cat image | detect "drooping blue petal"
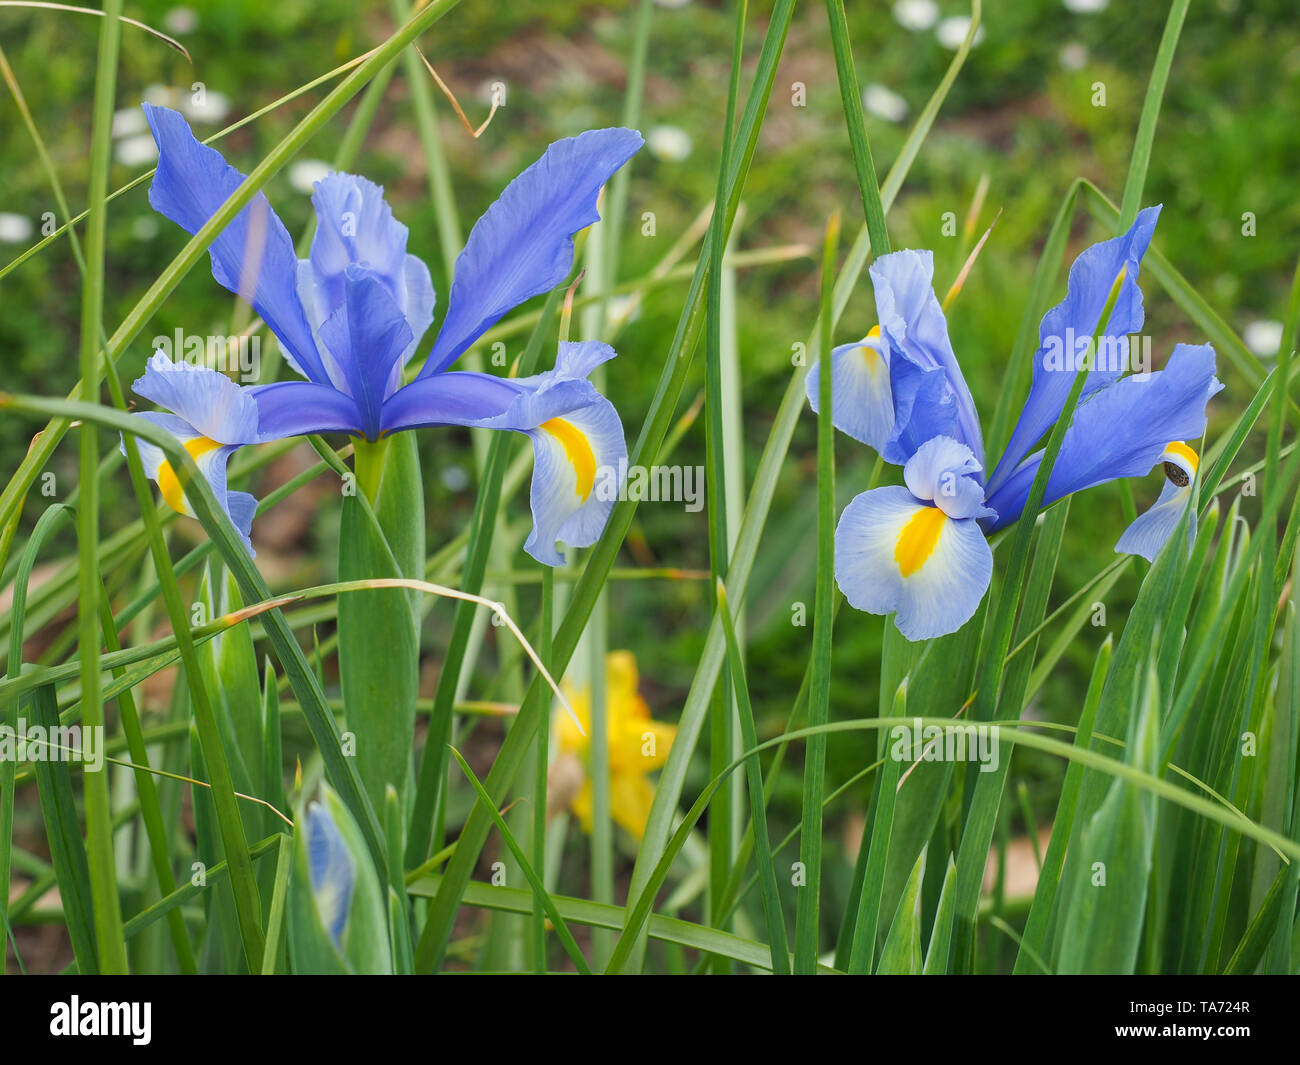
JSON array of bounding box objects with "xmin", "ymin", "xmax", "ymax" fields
[
  {"xmin": 983, "ymin": 342, "xmax": 1222, "ymax": 532},
  {"xmin": 314, "ymin": 268, "xmax": 413, "ymax": 440},
  {"xmin": 418, "ymin": 128, "xmax": 644, "ymax": 378},
  {"xmin": 142, "ymin": 104, "xmax": 326, "ymax": 383},
  {"xmin": 902, "ymin": 435, "xmax": 995, "ymax": 520},
  {"xmin": 133, "ymin": 353, "xmax": 260, "ymax": 445},
  {"xmin": 871, "ymin": 249, "xmax": 984, "ymax": 467},
  {"xmin": 298, "ymin": 173, "xmax": 435, "ymax": 367},
  {"xmin": 306, "ymin": 802, "xmax": 355, "ymax": 949},
  {"xmin": 385, "ymin": 341, "xmax": 627, "ymax": 566},
  {"xmin": 1116, "ymin": 477, "xmax": 1195, "ymax": 562},
  {"xmin": 124, "ymin": 410, "xmax": 257, "ymax": 556},
  {"xmin": 520, "ymin": 388, "xmax": 626, "ymax": 567},
  {"xmin": 248, "ymin": 380, "xmax": 364, "ymax": 438},
  {"xmin": 987, "ymin": 205, "xmax": 1161, "ymax": 492},
  {"xmin": 805, "ymin": 332, "xmax": 895, "ymax": 452},
  {"xmin": 835, "ymin": 484, "xmax": 993, "ymax": 641}
]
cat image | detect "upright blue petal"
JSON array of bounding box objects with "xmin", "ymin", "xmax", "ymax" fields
[
  {"xmin": 298, "ymin": 173, "xmax": 435, "ymax": 367},
  {"xmin": 805, "ymin": 331, "xmax": 896, "ymax": 452},
  {"xmin": 883, "ymin": 355, "xmax": 960, "ymax": 466},
  {"xmin": 987, "ymin": 206, "xmax": 1161, "ymax": 493},
  {"xmin": 983, "ymin": 342, "xmax": 1222, "ymax": 531},
  {"xmin": 835, "ymin": 484, "xmax": 993, "ymax": 641},
  {"xmin": 306, "ymin": 802, "xmax": 355, "ymax": 949},
  {"xmin": 871, "ymin": 249, "xmax": 984, "ymax": 467},
  {"xmin": 142, "ymin": 104, "xmax": 327, "ymax": 384},
  {"xmin": 418, "ymin": 128, "xmax": 644, "ymax": 378},
  {"xmin": 314, "ymin": 268, "xmax": 413, "ymax": 440}
]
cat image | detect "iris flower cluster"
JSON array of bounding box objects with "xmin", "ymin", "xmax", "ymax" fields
[
  {"xmin": 127, "ymin": 105, "xmax": 643, "ymax": 565},
  {"xmin": 808, "ymin": 206, "xmax": 1224, "ymax": 640}
]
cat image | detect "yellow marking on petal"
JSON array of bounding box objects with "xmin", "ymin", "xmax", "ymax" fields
[
  {"xmin": 541, "ymin": 417, "xmax": 595, "ymax": 502},
  {"xmin": 157, "ymin": 436, "xmax": 222, "ymax": 515},
  {"xmin": 1164, "ymin": 441, "xmax": 1198, "ymax": 474},
  {"xmin": 859, "ymin": 326, "xmax": 884, "ymax": 375},
  {"xmin": 894, "ymin": 504, "xmax": 947, "ymax": 578}
]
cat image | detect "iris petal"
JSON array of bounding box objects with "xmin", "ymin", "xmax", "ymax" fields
[
  {"xmin": 988, "ymin": 205, "xmax": 1161, "ymax": 492},
  {"xmin": 249, "ymin": 380, "xmax": 364, "ymax": 438},
  {"xmin": 522, "ymin": 391, "xmax": 625, "ymax": 566},
  {"xmin": 805, "ymin": 335, "xmax": 896, "ymax": 452},
  {"xmin": 124, "ymin": 412, "xmax": 257, "ymax": 556},
  {"xmin": 903, "ymin": 435, "xmax": 994, "ymax": 520},
  {"xmin": 835, "ymin": 485, "xmax": 992, "ymax": 641},
  {"xmin": 1116, "ymin": 478, "xmax": 1195, "ymax": 562},
  {"xmin": 983, "ymin": 342, "xmax": 1221, "ymax": 531},
  {"xmin": 387, "ymin": 342, "xmax": 626, "ymax": 566},
  {"xmin": 299, "ymin": 173, "xmax": 435, "ymax": 367},
  {"xmin": 315, "ymin": 268, "xmax": 414, "ymax": 439},
  {"xmin": 419, "ymin": 128, "xmax": 644, "ymax": 378},
  {"xmin": 871, "ymin": 249, "xmax": 984, "ymax": 466},
  {"xmin": 306, "ymin": 802, "xmax": 355, "ymax": 949},
  {"xmin": 380, "ymin": 371, "xmax": 527, "ymax": 435},
  {"xmin": 132, "ymin": 353, "xmax": 259, "ymax": 445},
  {"xmin": 142, "ymin": 104, "xmax": 326, "ymax": 383}
]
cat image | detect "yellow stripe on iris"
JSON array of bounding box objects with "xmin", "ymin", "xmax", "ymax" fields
[
  {"xmin": 541, "ymin": 417, "xmax": 596, "ymax": 501},
  {"xmin": 1164, "ymin": 440, "xmax": 1199, "ymax": 473},
  {"xmin": 894, "ymin": 504, "xmax": 946, "ymax": 577},
  {"xmin": 157, "ymin": 436, "xmax": 222, "ymax": 515},
  {"xmin": 859, "ymin": 324, "xmax": 884, "ymax": 374}
]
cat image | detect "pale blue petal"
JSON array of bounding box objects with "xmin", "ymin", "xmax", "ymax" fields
[
  {"xmin": 142, "ymin": 104, "xmax": 326, "ymax": 383},
  {"xmin": 126, "ymin": 411, "xmax": 199, "ymax": 480},
  {"xmin": 308, "ymin": 173, "xmax": 409, "ymax": 305},
  {"xmin": 306, "ymin": 802, "xmax": 355, "ymax": 949},
  {"xmin": 805, "ymin": 336, "xmax": 895, "ymax": 452},
  {"xmin": 871, "ymin": 249, "xmax": 983, "ymax": 466},
  {"xmin": 419, "ymin": 128, "xmax": 644, "ymax": 377},
  {"xmin": 988, "ymin": 205, "xmax": 1161, "ymax": 492},
  {"xmin": 902, "ymin": 435, "xmax": 994, "ymax": 520},
  {"xmin": 132, "ymin": 353, "xmax": 259, "ymax": 444},
  {"xmin": 522, "ymin": 391, "xmax": 626, "ymax": 567},
  {"xmin": 1115, "ymin": 479, "xmax": 1195, "ymax": 562},
  {"xmin": 836, "ymin": 485, "xmax": 992, "ymax": 641}
]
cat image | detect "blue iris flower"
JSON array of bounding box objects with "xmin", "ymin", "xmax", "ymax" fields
[
  {"xmin": 127, "ymin": 104, "xmax": 642, "ymax": 565},
  {"xmin": 809, "ymin": 206, "xmax": 1224, "ymax": 641},
  {"xmin": 305, "ymin": 801, "xmax": 355, "ymax": 949}
]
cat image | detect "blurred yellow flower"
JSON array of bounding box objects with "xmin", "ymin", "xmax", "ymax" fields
[{"xmin": 553, "ymin": 651, "xmax": 676, "ymax": 838}]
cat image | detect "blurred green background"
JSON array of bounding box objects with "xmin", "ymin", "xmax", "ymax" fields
[{"xmin": 2, "ymin": 0, "xmax": 1297, "ymax": 909}]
